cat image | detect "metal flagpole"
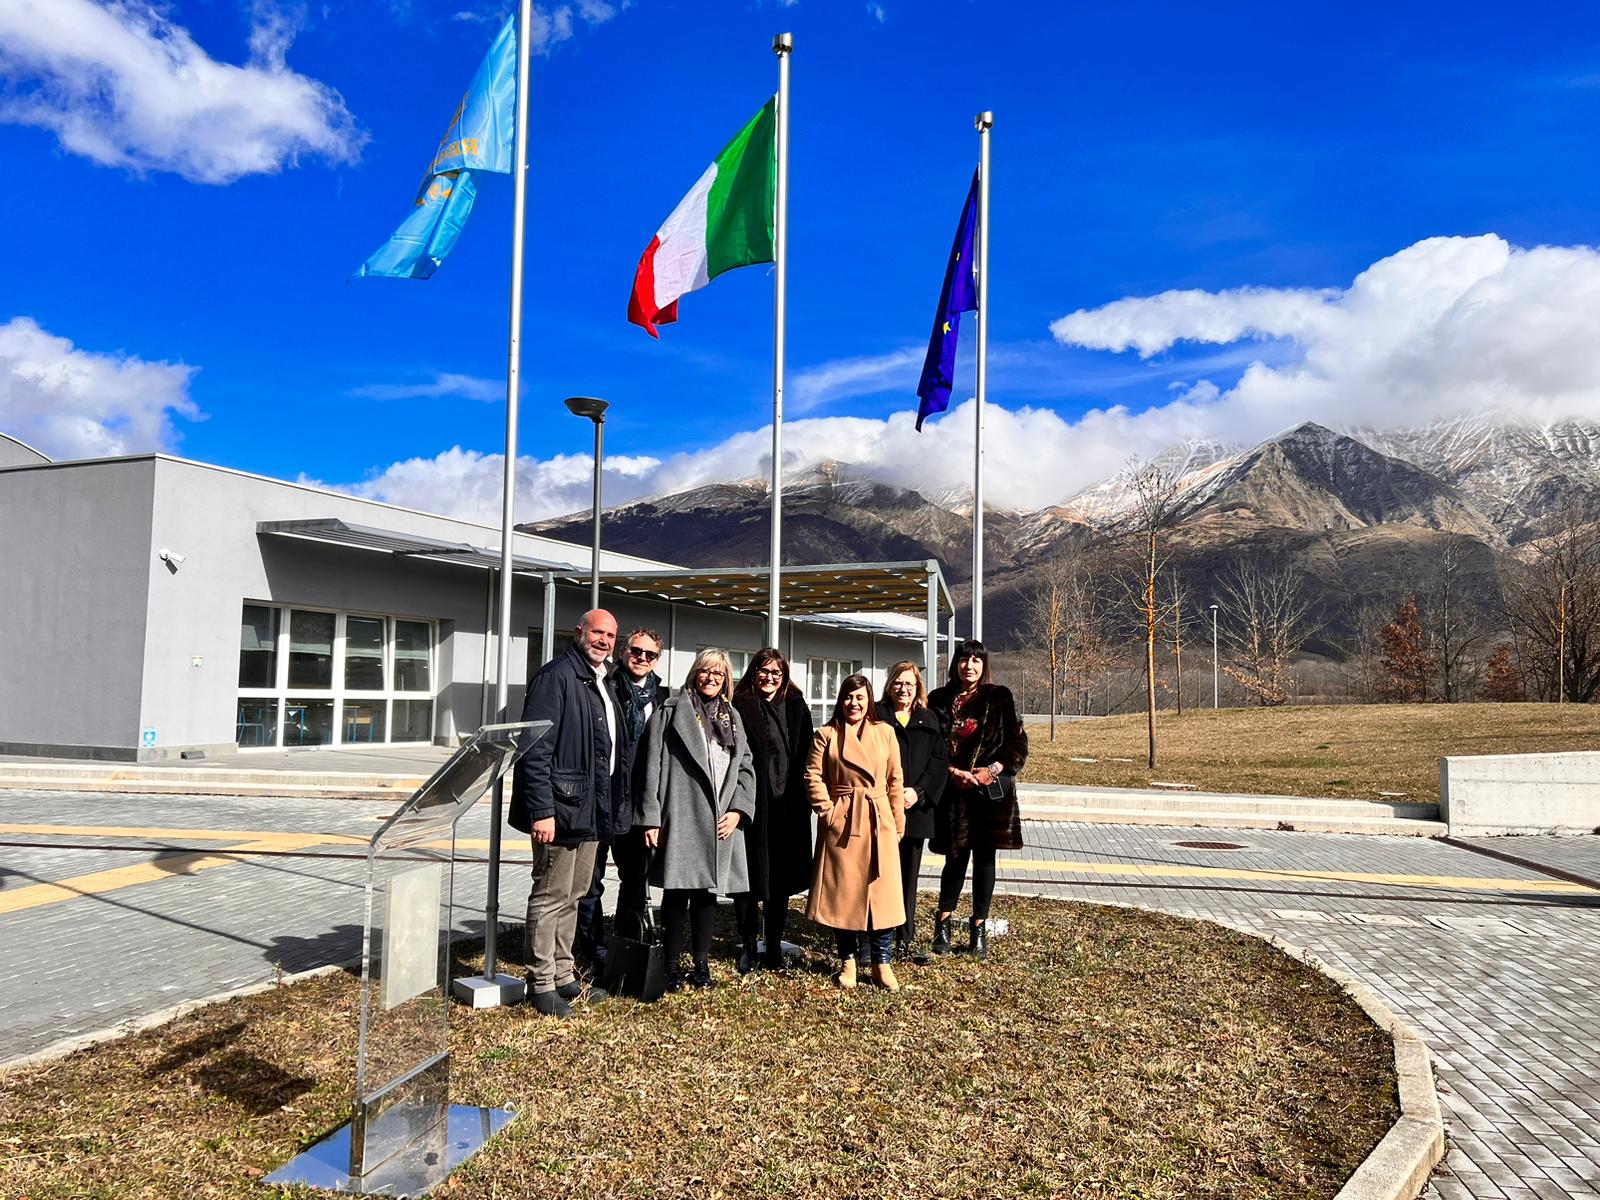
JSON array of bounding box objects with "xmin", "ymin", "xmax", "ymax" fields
[
  {"xmin": 972, "ymin": 111, "xmax": 992, "ymax": 642},
  {"xmin": 456, "ymin": 0, "xmax": 533, "ymax": 1009},
  {"xmin": 769, "ymin": 33, "xmax": 792, "ymax": 649}
]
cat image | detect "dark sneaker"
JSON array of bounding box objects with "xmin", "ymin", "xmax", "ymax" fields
[
  {"xmin": 529, "ymin": 989, "xmax": 572, "ymax": 1018},
  {"xmin": 688, "ymin": 962, "xmax": 714, "ymax": 990}
]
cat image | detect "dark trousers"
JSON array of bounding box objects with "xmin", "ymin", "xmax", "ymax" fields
[
  {"xmin": 835, "ymin": 923, "xmax": 894, "ymax": 965},
  {"xmin": 898, "ymin": 836, "xmax": 925, "ymax": 943},
  {"xmin": 938, "ymin": 845, "xmax": 997, "ymax": 920},
  {"xmin": 661, "ymin": 888, "xmax": 716, "ymax": 968},
  {"xmin": 575, "ymin": 825, "xmax": 651, "ymax": 959},
  {"xmin": 732, "ymin": 892, "xmax": 789, "ymax": 951}
]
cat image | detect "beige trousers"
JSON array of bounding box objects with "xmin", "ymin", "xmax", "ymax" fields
[{"xmin": 523, "ymin": 840, "xmax": 599, "ymax": 992}]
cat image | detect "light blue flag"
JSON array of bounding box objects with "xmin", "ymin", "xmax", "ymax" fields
[
  {"xmin": 429, "ymin": 14, "xmax": 517, "ymax": 176},
  {"xmin": 354, "ymin": 15, "xmax": 516, "ymax": 280},
  {"xmin": 355, "ymin": 171, "xmax": 478, "ymax": 280}
]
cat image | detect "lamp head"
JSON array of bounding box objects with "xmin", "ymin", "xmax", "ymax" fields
[{"xmin": 564, "ymin": 395, "xmax": 609, "ymax": 422}]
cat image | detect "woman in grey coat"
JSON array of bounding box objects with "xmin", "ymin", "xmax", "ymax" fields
[{"xmin": 639, "ymin": 648, "xmax": 757, "ymax": 990}]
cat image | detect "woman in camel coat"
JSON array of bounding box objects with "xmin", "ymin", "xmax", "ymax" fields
[{"xmin": 804, "ymin": 672, "xmax": 906, "ymax": 991}]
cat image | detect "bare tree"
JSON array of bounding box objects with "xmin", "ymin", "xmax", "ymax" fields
[
  {"xmin": 1215, "ymin": 556, "xmax": 1318, "ymax": 706},
  {"xmin": 1024, "ymin": 556, "xmax": 1072, "ymax": 742},
  {"xmin": 1340, "ymin": 597, "xmax": 1394, "ymax": 703},
  {"xmin": 1165, "ymin": 569, "xmax": 1195, "ymax": 715},
  {"xmin": 1422, "ymin": 540, "xmax": 1492, "ymax": 702},
  {"xmin": 1501, "ymin": 498, "xmax": 1600, "ymax": 702},
  {"xmin": 1120, "ymin": 460, "xmax": 1183, "ymax": 766},
  {"xmin": 1024, "ymin": 549, "xmax": 1118, "ymax": 737}
]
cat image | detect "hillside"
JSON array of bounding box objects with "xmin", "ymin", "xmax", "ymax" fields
[{"xmin": 526, "ymin": 415, "xmax": 1594, "ymax": 647}]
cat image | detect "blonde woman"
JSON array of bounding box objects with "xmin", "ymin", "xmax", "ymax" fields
[
  {"xmin": 877, "ymin": 661, "xmax": 948, "ymax": 965},
  {"xmin": 639, "ymin": 648, "xmax": 757, "ymax": 990},
  {"xmin": 805, "ymin": 673, "xmax": 906, "ymax": 991}
]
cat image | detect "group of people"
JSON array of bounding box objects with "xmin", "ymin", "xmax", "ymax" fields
[{"xmin": 510, "ymin": 609, "xmax": 1028, "ymax": 1017}]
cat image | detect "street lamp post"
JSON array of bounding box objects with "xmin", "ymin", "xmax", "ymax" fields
[
  {"xmin": 564, "ymin": 396, "xmax": 608, "ymax": 610},
  {"xmin": 1209, "ymin": 603, "xmax": 1219, "ymax": 710}
]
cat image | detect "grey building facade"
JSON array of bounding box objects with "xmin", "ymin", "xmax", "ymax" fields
[{"xmin": 0, "ymin": 451, "xmax": 932, "ymax": 761}]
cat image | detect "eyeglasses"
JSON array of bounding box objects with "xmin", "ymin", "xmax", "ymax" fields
[
  {"xmin": 890, "ymin": 680, "xmax": 916, "ymax": 690},
  {"xmin": 696, "ymin": 668, "xmax": 725, "ymax": 680},
  {"xmin": 627, "ymin": 646, "xmax": 660, "ymax": 662},
  {"xmin": 755, "ymin": 668, "xmax": 784, "ymax": 679}
]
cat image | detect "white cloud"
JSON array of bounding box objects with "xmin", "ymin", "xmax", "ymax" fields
[
  {"xmin": 0, "ymin": 317, "xmax": 201, "ymax": 460},
  {"xmin": 1053, "ymin": 234, "xmax": 1600, "ymax": 434},
  {"xmin": 349, "ymin": 372, "xmax": 503, "ymax": 402},
  {"xmin": 866, "ymin": 2, "xmax": 886, "ymax": 22},
  {"xmin": 0, "ymin": 0, "xmax": 363, "ymax": 184},
  {"xmin": 310, "ymin": 447, "xmax": 665, "ymax": 525},
  {"xmin": 1052, "ymin": 286, "xmax": 1337, "ymax": 357},
  {"xmin": 790, "ymin": 346, "xmax": 922, "ymax": 413},
  {"xmin": 451, "ymin": 0, "xmax": 620, "ymax": 52}
]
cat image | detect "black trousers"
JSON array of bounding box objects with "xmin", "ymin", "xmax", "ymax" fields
[
  {"xmin": 898, "ymin": 836, "xmax": 925, "ymax": 942},
  {"xmin": 574, "ymin": 825, "xmax": 651, "ymax": 959},
  {"xmin": 938, "ymin": 845, "xmax": 997, "ymax": 920},
  {"xmin": 661, "ymin": 888, "xmax": 716, "ymax": 967},
  {"xmin": 732, "ymin": 892, "xmax": 789, "ymax": 951}
]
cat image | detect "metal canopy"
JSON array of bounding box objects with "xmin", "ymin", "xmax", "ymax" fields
[
  {"xmin": 566, "ymin": 561, "xmax": 954, "ymax": 619},
  {"xmin": 258, "ymin": 521, "xmax": 952, "ymax": 639},
  {"xmin": 257, "ymin": 519, "xmax": 580, "ymax": 575}
]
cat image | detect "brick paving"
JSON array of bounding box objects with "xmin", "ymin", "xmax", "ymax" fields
[{"xmin": 1, "ymin": 790, "xmax": 1597, "ymax": 1196}]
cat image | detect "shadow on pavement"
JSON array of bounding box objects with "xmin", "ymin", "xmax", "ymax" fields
[{"xmin": 265, "ymin": 923, "xmax": 366, "ymax": 974}]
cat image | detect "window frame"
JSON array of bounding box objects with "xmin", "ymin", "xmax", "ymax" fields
[{"xmin": 236, "ymin": 603, "xmax": 436, "ymax": 750}]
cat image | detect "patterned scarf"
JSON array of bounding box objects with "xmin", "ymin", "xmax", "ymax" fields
[{"xmin": 690, "ymin": 690, "xmax": 738, "ymax": 752}]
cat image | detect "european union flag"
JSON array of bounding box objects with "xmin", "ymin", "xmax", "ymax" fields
[
  {"xmin": 915, "ymin": 169, "xmax": 979, "ymax": 431},
  {"xmin": 354, "ymin": 15, "xmax": 517, "ymax": 280}
]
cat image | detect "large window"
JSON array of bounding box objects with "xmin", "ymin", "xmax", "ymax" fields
[
  {"xmin": 236, "ymin": 604, "xmax": 436, "ymax": 749},
  {"xmin": 807, "ymin": 657, "xmax": 863, "ymax": 724}
]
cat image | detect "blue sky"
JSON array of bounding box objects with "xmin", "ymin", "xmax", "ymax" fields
[{"xmin": 5, "ymin": 0, "xmax": 1600, "ymax": 518}]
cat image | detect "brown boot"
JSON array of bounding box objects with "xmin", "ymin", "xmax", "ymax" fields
[
  {"xmin": 872, "ymin": 963, "xmax": 900, "ymax": 993},
  {"xmin": 836, "ymin": 958, "xmax": 857, "ymax": 990}
]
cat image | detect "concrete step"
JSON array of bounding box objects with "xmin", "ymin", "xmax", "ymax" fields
[
  {"xmin": 0, "ymin": 761, "xmax": 424, "ymax": 799},
  {"xmin": 1017, "ymin": 784, "xmax": 1443, "ymax": 837}
]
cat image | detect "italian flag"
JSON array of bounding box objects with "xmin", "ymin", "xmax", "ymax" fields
[{"xmin": 628, "ymin": 97, "xmax": 777, "ymax": 337}]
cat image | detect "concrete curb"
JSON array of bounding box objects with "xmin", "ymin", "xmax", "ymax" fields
[
  {"xmin": 0, "ymin": 958, "xmax": 358, "ymax": 1074},
  {"xmin": 1085, "ymin": 899, "xmax": 1445, "ymax": 1200}
]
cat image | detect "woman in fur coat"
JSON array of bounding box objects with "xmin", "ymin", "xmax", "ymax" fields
[{"xmin": 926, "ymin": 639, "xmax": 1027, "ymax": 962}]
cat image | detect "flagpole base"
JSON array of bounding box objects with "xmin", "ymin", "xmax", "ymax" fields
[{"xmin": 451, "ymin": 973, "xmax": 525, "ymax": 1009}]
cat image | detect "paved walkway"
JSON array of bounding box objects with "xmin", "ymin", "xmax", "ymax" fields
[{"xmin": 1, "ymin": 790, "xmax": 1597, "ymax": 1198}]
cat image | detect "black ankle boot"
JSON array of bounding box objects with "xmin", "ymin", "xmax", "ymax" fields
[
  {"xmin": 931, "ymin": 914, "xmax": 954, "ymax": 955},
  {"xmin": 968, "ymin": 917, "xmax": 988, "ymax": 962},
  {"xmin": 737, "ymin": 938, "xmax": 759, "ymax": 974}
]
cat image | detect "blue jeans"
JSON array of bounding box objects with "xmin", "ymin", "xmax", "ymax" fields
[{"xmin": 836, "ymin": 924, "xmax": 894, "ymax": 965}]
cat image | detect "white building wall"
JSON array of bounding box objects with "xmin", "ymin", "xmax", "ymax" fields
[{"xmin": 2, "ymin": 453, "xmax": 928, "ymax": 759}]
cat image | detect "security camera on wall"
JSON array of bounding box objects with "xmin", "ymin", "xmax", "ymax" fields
[{"xmin": 158, "ymin": 548, "xmax": 186, "ymax": 569}]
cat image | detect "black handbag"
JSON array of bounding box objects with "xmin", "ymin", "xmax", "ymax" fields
[
  {"xmin": 599, "ymin": 849, "xmax": 666, "ymax": 1001},
  {"xmin": 600, "ymin": 905, "xmax": 667, "ymax": 1001}
]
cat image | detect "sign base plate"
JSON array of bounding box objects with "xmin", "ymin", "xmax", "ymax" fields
[{"xmin": 263, "ymin": 1104, "xmax": 515, "ymax": 1195}]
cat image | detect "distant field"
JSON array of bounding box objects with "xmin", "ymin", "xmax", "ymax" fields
[{"xmin": 1025, "ymin": 703, "xmax": 1600, "ymax": 802}]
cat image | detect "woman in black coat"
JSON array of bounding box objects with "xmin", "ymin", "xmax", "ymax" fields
[
  {"xmin": 876, "ymin": 660, "xmax": 948, "ymax": 965},
  {"xmin": 730, "ymin": 648, "xmax": 816, "ymax": 970},
  {"xmin": 926, "ymin": 639, "xmax": 1027, "ymax": 962}
]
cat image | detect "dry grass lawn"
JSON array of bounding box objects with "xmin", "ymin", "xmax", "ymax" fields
[
  {"xmin": 1027, "ymin": 702, "xmax": 1600, "ymax": 802},
  {"xmin": 0, "ymin": 899, "xmax": 1397, "ymax": 1200}
]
